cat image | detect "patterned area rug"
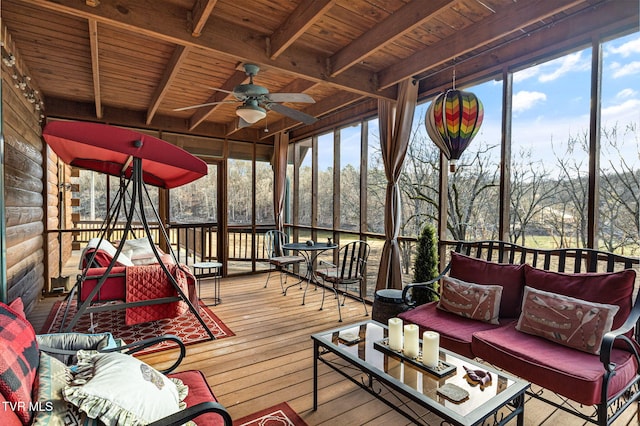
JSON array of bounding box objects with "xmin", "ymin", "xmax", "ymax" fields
[
  {"xmin": 233, "ymin": 402, "xmax": 308, "ymax": 426},
  {"xmin": 41, "ymin": 299, "xmax": 234, "ymax": 355}
]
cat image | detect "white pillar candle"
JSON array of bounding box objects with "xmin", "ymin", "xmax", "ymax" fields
[
  {"xmin": 422, "ymin": 331, "xmax": 440, "ymax": 368},
  {"xmin": 388, "ymin": 317, "xmax": 403, "ymax": 351},
  {"xmin": 403, "ymin": 324, "xmax": 419, "ymax": 359}
]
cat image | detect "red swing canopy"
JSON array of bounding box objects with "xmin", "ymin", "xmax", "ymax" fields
[{"xmin": 43, "ymin": 121, "xmax": 207, "ymax": 189}]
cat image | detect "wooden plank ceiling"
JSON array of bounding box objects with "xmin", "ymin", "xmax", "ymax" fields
[{"xmin": 2, "ymin": 0, "xmax": 638, "ymax": 143}]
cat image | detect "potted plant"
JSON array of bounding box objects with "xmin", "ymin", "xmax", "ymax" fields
[{"xmin": 412, "ymin": 223, "xmax": 439, "ymax": 305}]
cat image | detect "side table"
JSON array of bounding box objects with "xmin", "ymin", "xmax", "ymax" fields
[{"xmin": 192, "ymin": 262, "xmax": 222, "ymax": 306}]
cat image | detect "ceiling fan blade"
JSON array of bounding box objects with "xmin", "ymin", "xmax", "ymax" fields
[
  {"xmin": 173, "ymin": 100, "xmax": 236, "ymax": 111},
  {"xmin": 265, "ymin": 93, "xmax": 315, "ymax": 103},
  {"xmin": 265, "ymin": 103, "xmax": 318, "ymax": 125},
  {"xmin": 207, "ymin": 86, "xmax": 235, "ymax": 95}
]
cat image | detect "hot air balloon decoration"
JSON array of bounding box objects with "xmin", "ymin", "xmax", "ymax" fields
[{"xmin": 425, "ymin": 89, "xmax": 484, "ymax": 172}]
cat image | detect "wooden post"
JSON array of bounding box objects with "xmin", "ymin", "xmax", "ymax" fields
[
  {"xmin": 499, "ymin": 68, "xmax": 513, "ymax": 241},
  {"xmin": 438, "ymin": 152, "xmax": 448, "ymax": 271},
  {"xmin": 587, "ymin": 37, "xmax": 602, "ymax": 249}
]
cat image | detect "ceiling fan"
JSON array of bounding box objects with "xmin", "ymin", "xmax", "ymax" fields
[{"xmin": 175, "ymin": 63, "xmax": 317, "ymax": 127}]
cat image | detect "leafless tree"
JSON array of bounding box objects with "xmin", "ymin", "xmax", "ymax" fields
[
  {"xmin": 599, "ymin": 123, "xmax": 639, "ymax": 254},
  {"xmin": 447, "ymin": 144, "xmax": 500, "ymax": 241},
  {"xmin": 551, "ymin": 132, "xmax": 590, "ymax": 247},
  {"xmin": 509, "ymin": 148, "xmax": 558, "ymax": 246}
]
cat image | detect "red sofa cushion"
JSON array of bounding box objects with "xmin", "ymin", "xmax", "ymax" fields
[
  {"xmin": 80, "ymin": 266, "xmax": 127, "ymax": 302},
  {"xmin": 523, "ymin": 265, "xmax": 635, "ymax": 331},
  {"xmin": 399, "ymin": 302, "xmax": 511, "ymax": 359},
  {"xmin": 472, "ymin": 323, "xmax": 638, "ymax": 406},
  {"xmin": 0, "ymin": 302, "xmax": 39, "ymax": 424},
  {"xmin": 449, "ymin": 252, "xmax": 525, "ymax": 318},
  {"xmin": 168, "ymin": 370, "xmax": 227, "ymax": 426}
]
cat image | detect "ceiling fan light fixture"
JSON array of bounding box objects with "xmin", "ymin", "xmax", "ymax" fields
[{"xmin": 236, "ymin": 103, "xmax": 266, "ymax": 124}]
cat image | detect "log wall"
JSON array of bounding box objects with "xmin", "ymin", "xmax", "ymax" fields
[{"xmin": 2, "ymin": 45, "xmax": 48, "ymax": 314}]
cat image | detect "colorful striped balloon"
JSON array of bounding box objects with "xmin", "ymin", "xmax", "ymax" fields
[{"xmin": 425, "ymin": 89, "xmax": 484, "ymax": 171}]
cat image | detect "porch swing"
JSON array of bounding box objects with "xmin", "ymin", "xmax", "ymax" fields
[{"xmin": 42, "ymin": 121, "xmax": 215, "ymax": 340}]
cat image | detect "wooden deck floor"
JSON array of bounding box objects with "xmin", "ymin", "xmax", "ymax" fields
[{"xmin": 28, "ymin": 273, "xmax": 639, "ymax": 425}]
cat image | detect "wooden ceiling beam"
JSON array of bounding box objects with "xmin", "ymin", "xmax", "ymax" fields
[
  {"xmin": 377, "ymin": 0, "xmax": 586, "ymax": 89},
  {"xmin": 88, "ymin": 19, "xmax": 102, "ymax": 118},
  {"xmin": 329, "ymin": 0, "xmax": 453, "ymax": 77},
  {"xmin": 189, "ymin": 69, "xmax": 247, "ymax": 130},
  {"xmin": 20, "ymin": 0, "xmax": 396, "ymax": 100},
  {"xmin": 147, "ymin": 45, "xmax": 191, "ymax": 125},
  {"xmin": 190, "ymin": 0, "xmax": 217, "ymax": 37},
  {"xmin": 275, "ymin": 78, "xmax": 318, "ymax": 95},
  {"xmin": 269, "ymin": 0, "xmax": 335, "ymax": 60}
]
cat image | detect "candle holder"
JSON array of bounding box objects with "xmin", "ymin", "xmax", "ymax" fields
[{"xmin": 374, "ymin": 338, "xmax": 456, "ymax": 378}]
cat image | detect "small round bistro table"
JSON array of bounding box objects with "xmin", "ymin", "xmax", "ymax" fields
[
  {"xmin": 192, "ymin": 261, "xmax": 223, "ymax": 306},
  {"xmin": 282, "ymin": 242, "xmax": 338, "ymax": 305}
]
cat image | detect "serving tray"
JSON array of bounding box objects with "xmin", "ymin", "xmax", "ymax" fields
[{"xmin": 374, "ymin": 338, "xmax": 456, "ymax": 378}]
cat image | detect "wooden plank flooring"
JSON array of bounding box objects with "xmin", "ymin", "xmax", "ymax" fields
[{"xmin": 28, "ymin": 273, "xmax": 639, "ymax": 425}]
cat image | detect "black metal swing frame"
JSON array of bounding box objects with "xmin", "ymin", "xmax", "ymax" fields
[{"xmin": 58, "ymin": 155, "xmax": 215, "ymax": 340}]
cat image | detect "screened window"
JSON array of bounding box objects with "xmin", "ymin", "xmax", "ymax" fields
[
  {"xmin": 599, "ymin": 31, "xmax": 640, "ymax": 254},
  {"xmin": 340, "ymin": 124, "xmax": 361, "ymax": 231},
  {"xmin": 511, "ymin": 47, "xmax": 591, "ymax": 247},
  {"xmin": 317, "ymin": 132, "xmax": 334, "ymax": 228}
]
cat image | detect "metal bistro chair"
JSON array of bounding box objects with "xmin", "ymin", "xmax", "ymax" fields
[
  {"xmin": 318, "ymin": 240, "xmax": 370, "ymax": 322},
  {"xmin": 263, "ymin": 230, "xmax": 305, "ymax": 294}
]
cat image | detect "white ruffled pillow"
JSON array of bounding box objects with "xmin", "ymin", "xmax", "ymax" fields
[
  {"xmin": 80, "ymin": 238, "xmax": 134, "ymax": 267},
  {"xmin": 123, "ymin": 238, "xmax": 163, "ymax": 265},
  {"xmin": 63, "ymin": 350, "xmax": 189, "ymax": 426}
]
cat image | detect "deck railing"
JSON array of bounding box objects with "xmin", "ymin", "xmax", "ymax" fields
[{"xmin": 61, "ymin": 221, "xmax": 421, "ymax": 301}]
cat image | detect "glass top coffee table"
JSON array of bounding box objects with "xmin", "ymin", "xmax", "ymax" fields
[{"xmin": 311, "ymin": 320, "xmax": 529, "ymax": 426}]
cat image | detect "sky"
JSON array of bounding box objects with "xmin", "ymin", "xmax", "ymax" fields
[
  {"xmin": 317, "ymin": 31, "xmax": 639, "ymax": 174},
  {"xmin": 459, "ymin": 31, "xmax": 640, "ymax": 175}
]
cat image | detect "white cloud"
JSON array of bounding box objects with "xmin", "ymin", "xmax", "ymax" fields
[
  {"xmin": 612, "ymin": 61, "xmax": 640, "ymax": 78},
  {"xmin": 512, "ymin": 90, "xmax": 547, "ymax": 113},
  {"xmin": 616, "ymin": 88, "xmax": 638, "ymax": 99},
  {"xmin": 538, "ymin": 52, "xmax": 589, "ymax": 82},
  {"xmin": 513, "ymin": 67, "xmax": 539, "ymax": 83},
  {"xmin": 601, "ymin": 99, "xmax": 640, "ymax": 123},
  {"xmin": 607, "ymin": 36, "xmax": 640, "ymax": 57}
]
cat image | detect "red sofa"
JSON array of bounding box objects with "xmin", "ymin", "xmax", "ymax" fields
[
  {"xmin": 0, "ymin": 299, "xmax": 231, "ymax": 425},
  {"xmin": 399, "ymin": 241, "xmax": 640, "ymax": 426}
]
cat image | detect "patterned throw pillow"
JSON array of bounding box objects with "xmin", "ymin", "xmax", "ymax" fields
[
  {"xmin": 523, "ymin": 265, "xmax": 635, "ymax": 331},
  {"xmin": 436, "ymin": 276, "xmax": 503, "ymax": 324},
  {"xmin": 32, "ymin": 352, "xmax": 98, "ymax": 426},
  {"xmin": 64, "ymin": 351, "xmax": 189, "ymax": 425},
  {"xmin": 0, "ymin": 302, "xmax": 39, "ymax": 424},
  {"xmin": 449, "ymin": 252, "xmax": 525, "ymax": 318},
  {"xmin": 516, "ymin": 286, "xmax": 619, "ymax": 354}
]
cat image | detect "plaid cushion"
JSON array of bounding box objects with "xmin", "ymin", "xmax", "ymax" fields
[{"xmin": 0, "ymin": 302, "xmax": 39, "ymax": 424}]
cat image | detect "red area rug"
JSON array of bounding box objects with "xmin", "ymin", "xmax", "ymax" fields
[
  {"xmin": 233, "ymin": 402, "xmax": 307, "ymax": 426},
  {"xmin": 41, "ymin": 299, "xmax": 234, "ymax": 355}
]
